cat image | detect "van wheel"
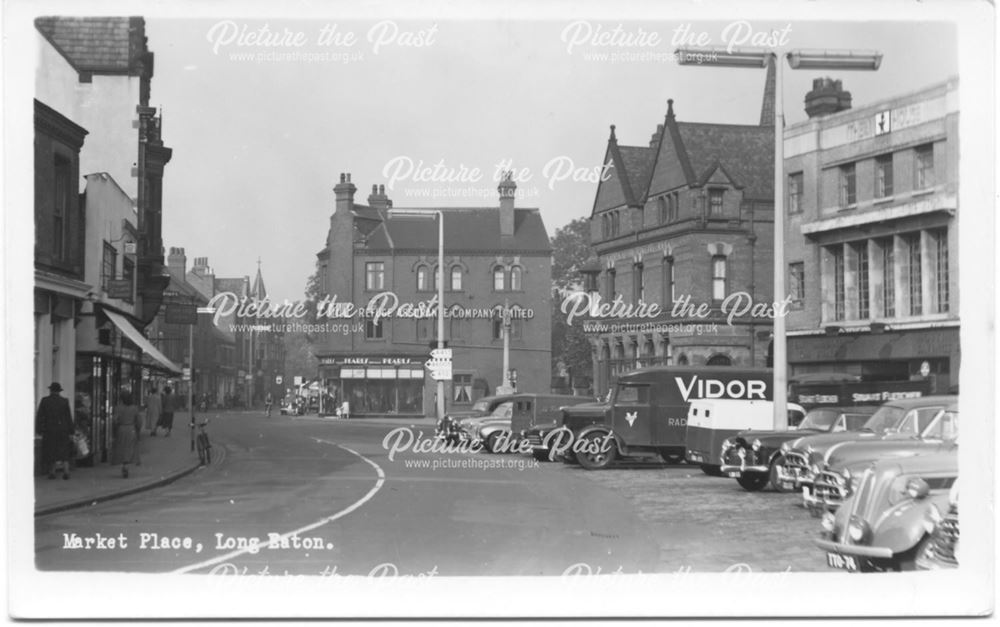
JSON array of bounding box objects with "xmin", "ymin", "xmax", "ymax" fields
[
  {"xmin": 577, "ymin": 433, "xmax": 617, "ymax": 470},
  {"xmin": 769, "ymin": 455, "xmax": 792, "ymax": 492},
  {"xmin": 700, "ymin": 464, "xmax": 723, "ymax": 477},
  {"xmin": 737, "ymin": 472, "xmax": 769, "ymax": 492}
]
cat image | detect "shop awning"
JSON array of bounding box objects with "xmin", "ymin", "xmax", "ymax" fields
[{"xmin": 104, "ymin": 309, "xmax": 183, "ymax": 375}]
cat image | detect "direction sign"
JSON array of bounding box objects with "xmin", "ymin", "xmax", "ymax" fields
[
  {"xmin": 430, "ymin": 348, "xmax": 452, "ymax": 360},
  {"xmin": 425, "ymin": 356, "xmax": 452, "ymax": 380}
]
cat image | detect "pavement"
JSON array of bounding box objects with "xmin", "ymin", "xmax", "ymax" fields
[{"xmin": 33, "ymin": 410, "xmax": 437, "ymax": 517}]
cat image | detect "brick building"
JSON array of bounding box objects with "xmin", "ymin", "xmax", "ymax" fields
[
  {"xmin": 581, "ymin": 64, "xmax": 777, "ymax": 396},
  {"xmin": 314, "ymin": 174, "xmax": 552, "ymax": 417},
  {"xmin": 783, "ymin": 78, "xmax": 959, "ymax": 392}
]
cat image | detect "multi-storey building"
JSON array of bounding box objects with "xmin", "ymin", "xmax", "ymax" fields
[
  {"xmin": 582, "ymin": 65, "xmax": 777, "ymax": 395},
  {"xmin": 783, "ymin": 78, "xmax": 959, "ymax": 392},
  {"xmin": 314, "ymin": 175, "xmax": 552, "ymax": 417}
]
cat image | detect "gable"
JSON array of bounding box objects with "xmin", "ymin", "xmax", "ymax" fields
[{"xmin": 646, "ymin": 121, "xmax": 693, "ymax": 197}]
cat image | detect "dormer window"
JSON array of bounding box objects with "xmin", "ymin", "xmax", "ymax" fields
[{"xmin": 708, "ymin": 189, "xmax": 724, "ymax": 217}]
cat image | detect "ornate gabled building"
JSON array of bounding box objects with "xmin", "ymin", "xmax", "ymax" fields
[{"xmin": 582, "ymin": 64, "xmax": 777, "ymax": 396}]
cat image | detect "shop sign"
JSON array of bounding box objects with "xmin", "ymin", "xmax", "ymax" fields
[
  {"xmin": 106, "ymin": 279, "xmax": 133, "ymax": 300},
  {"xmin": 319, "ymin": 356, "xmax": 423, "ymax": 366}
]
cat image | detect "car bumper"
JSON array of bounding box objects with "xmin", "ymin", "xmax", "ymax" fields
[
  {"xmin": 720, "ymin": 463, "xmax": 769, "ymax": 475},
  {"xmin": 815, "ymin": 538, "xmax": 893, "ymax": 559}
]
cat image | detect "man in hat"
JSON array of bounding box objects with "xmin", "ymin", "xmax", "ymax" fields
[{"xmin": 36, "ymin": 382, "xmax": 75, "ymax": 479}]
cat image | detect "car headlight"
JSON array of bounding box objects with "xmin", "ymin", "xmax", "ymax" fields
[
  {"xmin": 846, "ymin": 517, "xmax": 871, "ymax": 544},
  {"xmin": 906, "ymin": 477, "xmax": 931, "ymax": 500},
  {"xmin": 751, "ymin": 439, "xmax": 762, "ymax": 451},
  {"xmin": 820, "ymin": 512, "xmax": 836, "ymax": 534}
]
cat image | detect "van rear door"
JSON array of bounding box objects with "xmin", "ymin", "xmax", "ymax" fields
[{"xmin": 612, "ymin": 383, "xmax": 652, "ymax": 446}]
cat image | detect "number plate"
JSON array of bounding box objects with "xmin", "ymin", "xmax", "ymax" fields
[{"xmin": 826, "ymin": 551, "xmax": 860, "ymax": 572}]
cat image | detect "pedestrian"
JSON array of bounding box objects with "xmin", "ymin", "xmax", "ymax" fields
[
  {"xmin": 158, "ymin": 386, "xmax": 175, "ymax": 437},
  {"xmin": 36, "ymin": 382, "xmax": 75, "ymax": 480},
  {"xmin": 112, "ymin": 391, "xmax": 141, "ymax": 478},
  {"xmin": 265, "ymin": 392, "xmax": 273, "ymax": 418},
  {"xmin": 145, "ymin": 386, "xmax": 162, "ymax": 436}
]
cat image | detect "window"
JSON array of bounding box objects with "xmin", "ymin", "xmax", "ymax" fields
[
  {"xmin": 611, "ymin": 211, "xmax": 620, "ymax": 236},
  {"xmin": 832, "ymin": 246, "xmax": 845, "ymax": 320},
  {"xmin": 493, "ymin": 317, "xmax": 522, "ymax": 341},
  {"xmin": 449, "ymin": 317, "xmax": 464, "ymax": 341},
  {"xmin": 606, "ymin": 269, "xmax": 616, "ymax": 301},
  {"xmin": 788, "ymin": 172, "xmax": 803, "ymax": 214},
  {"xmin": 433, "ymin": 266, "xmax": 440, "ymax": 291},
  {"xmin": 493, "ymin": 267, "xmax": 506, "ymax": 291},
  {"xmin": 711, "ymin": 256, "xmax": 727, "ymax": 302},
  {"xmin": 670, "ymin": 193, "xmax": 680, "ymax": 222},
  {"xmin": 906, "ymin": 233, "xmax": 922, "ymax": 315},
  {"xmin": 663, "ymin": 258, "xmax": 675, "ymax": 307},
  {"xmin": 854, "ymin": 242, "xmax": 870, "ymax": 319},
  {"xmin": 789, "ymin": 262, "xmax": 805, "ymax": 304},
  {"xmin": 416, "ymin": 318, "xmax": 431, "ymax": 341},
  {"xmin": 453, "ymin": 374, "xmax": 472, "ymax": 403},
  {"xmin": 101, "ymin": 242, "xmax": 117, "ymax": 291},
  {"xmin": 510, "ymin": 266, "xmax": 522, "ymax": 291},
  {"xmin": 875, "ymin": 154, "xmax": 893, "ymax": 198},
  {"xmin": 933, "ymin": 229, "xmax": 949, "ymax": 313},
  {"xmin": 602, "ymin": 214, "xmax": 609, "ymax": 238},
  {"xmin": 53, "ymin": 157, "xmax": 71, "ymax": 262},
  {"xmin": 657, "ymin": 196, "xmax": 667, "ymax": 224},
  {"xmin": 450, "ymin": 266, "xmax": 463, "ymax": 291},
  {"xmin": 881, "ymin": 238, "xmax": 895, "ymax": 317},
  {"xmin": 416, "ymin": 266, "xmax": 429, "ymax": 291},
  {"xmin": 839, "ymin": 163, "xmax": 857, "ymax": 207},
  {"xmin": 365, "ymin": 319, "xmax": 384, "ymax": 340},
  {"xmin": 915, "ymin": 144, "xmax": 934, "ymax": 190},
  {"xmin": 122, "ymin": 257, "xmax": 135, "ymax": 303},
  {"xmin": 708, "ymin": 189, "xmax": 724, "ymax": 217},
  {"xmin": 633, "ymin": 263, "xmax": 644, "ymax": 302},
  {"xmin": 365, "ymin": 262, "xmax": 384, "ymax": 291}
]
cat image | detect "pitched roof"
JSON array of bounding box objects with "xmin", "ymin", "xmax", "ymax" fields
[
  {"xmin": 619, "ymin": 146, "xmax": 656, "ymax": 200},
  {"xmin": 363, "ymin": 207, "xmax": 551, "ymax": 253},
  {"xmin": 35, "ymin": 17, "xmax": 149, "ymax": 75},
  {"xmin": 214, "ymin": 277, "xmax": 249, "ymax": 298},
  {"xmin": 251, "ymin": 265, "xmax": 267, "ymax": 300},
  {"xmin": 675, "ymin": 122, "xmax": 774, "ymax": 199}
]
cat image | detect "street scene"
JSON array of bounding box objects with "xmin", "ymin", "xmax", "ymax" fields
[{"xmin": 7, "ymin": 1, "xmax": 995, "ymax": 620}]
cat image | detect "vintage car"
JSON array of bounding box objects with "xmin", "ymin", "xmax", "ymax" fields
[
  {"xmin": 477, "ymin": 393, "xmax": 596, "ymax": 458},
  {"xmin": 436, "ymin": 394, "xmax": 514, "ymax": 443},
  {"xmin": 807, "ymin": 407, "xmax": 958, "ymax": 514},
  {"xmin": 778, "ymin": 395, "xmax": 956, "ymax": 493},
  {"xmin": 453, "ymin": 401, "xmax": 513, "ymax": 446},
  {"xmin": 719, "ymin": 405, "xmax": 878, "ymax": 492},
  {"xmin": 539, "ymin": 401, "xmax": 610, "ymax": 464},
  {"xmin": 916, "ymin": 482, "xmax": 959, "ymax": 570},
  {"xmin": 816, "ymin": 448, "xmax": 957, "ymax": 572}
]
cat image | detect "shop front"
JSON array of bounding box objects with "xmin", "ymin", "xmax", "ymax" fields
[{"xmin": 318, "ymin": 355, "xmax": 426, "ymax": 416}]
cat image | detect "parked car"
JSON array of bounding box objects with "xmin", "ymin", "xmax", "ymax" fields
[
  {"xmin": 453, "ymin": 401, "xmax": 513, "ymax": 446},
  {"xmin": 778, "ymin": 395, "xmax": 956, "ymax": 494},
  {"xmin": 499, "ymin": 394, "xmax": 596, "ymax": 458},
  {"xmin": 807, "ymin": 407, "xmax": 958, "ymax": 514},
  {"xmin": 570, "ymin": 366, "xmax": 775, "ymax": 470},
  {"xmin": 816, "ymin": 449, "xmax": 957, "ymax": 572},
  {"xmin": 720, "ymin": 405, "xmax": 878, "ymax": 491},
  {"xmin": 437, "ymin": 394, "xmax": 514, "ymax": 443},
  {"xmin": 539, "ymin": 401, "xmax": 610, "ymax": 464},
  {"xmin": 916, "ymin": 482, "xmax": 960, "ymax": 570}
]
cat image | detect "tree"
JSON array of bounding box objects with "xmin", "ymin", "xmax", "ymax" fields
[
  {"xmin": 282, "ymin": 262, "xmax": 322, "ymax": 387},
  {"xmin": 549, "ymin": 217, "xmax": 594, "ymax": 392}
]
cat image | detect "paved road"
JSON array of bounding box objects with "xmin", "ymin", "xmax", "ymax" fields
[{"xmin": 35, "ymin": 412, "xmax": 661, "ymax": 576}]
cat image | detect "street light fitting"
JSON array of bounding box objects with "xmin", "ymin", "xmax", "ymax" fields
[
  {"xmin": 674, "ymin": 46, "xmax": 771, "ymax": 68},
  {"xmin": 387, "ymin": 208, "xmax": 441, "ymax": 219},
  {"xmin": 787, "ymin": 49, "xmax": 883, "ymax": 71}
]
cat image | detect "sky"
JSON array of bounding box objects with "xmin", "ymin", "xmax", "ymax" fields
[{"xmin": 146, "ymin": 18, "xmax": 957, "ymax": 304}]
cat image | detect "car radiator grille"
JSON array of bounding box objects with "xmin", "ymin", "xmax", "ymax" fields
[
  {"xmin": 927, "ymin": 505, "xmax": 959, "ymax": 565},
  {"xmin": 526, "ymin": 433, "xmax": 543, "ymax": 447},
  {"xmin": 814, "ymin": 470, "xmax": 848, "ymax": 508},
  {"xmin": 782, "ymin": 451, "xmax": 811, "ymax": 480}
]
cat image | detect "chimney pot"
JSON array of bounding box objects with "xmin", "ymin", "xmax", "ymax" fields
[{"xmin": 805, "ymin": 77, "xmax": 852, "ymax": 118}]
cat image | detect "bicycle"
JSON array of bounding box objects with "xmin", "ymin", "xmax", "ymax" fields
[{"xmin": 192, "ymin": 419, "xmax": 212, "ymax": 465}]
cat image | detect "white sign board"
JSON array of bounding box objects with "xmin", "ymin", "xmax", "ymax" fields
[
  {"xmin": 425, "ymin": 357, "xmax": 452, "ymax": 380},
  {"xmin": 430, "ymin": 348, "xmax": 452, "ymax": 360}
]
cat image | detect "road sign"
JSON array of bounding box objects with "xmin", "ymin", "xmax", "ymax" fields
[
  {"xmin": 425, "ymin": 357, "xmax": 452, "ymax": 380},
  {"xmin": 182, "ymin": 367, "xmax": 191, "ymax": 381},
  {"xmin": 294, "ymin": 376, "xmax": 303, "ymax": 385},
  {"xmin": 430, "ymin": 348, "xmax": 452, "ymax": 360}
]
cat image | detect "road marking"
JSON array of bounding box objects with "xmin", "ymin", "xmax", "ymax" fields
[{"xmin": 171, "ymin": 439, "xmax": 385, "ymax": 574}]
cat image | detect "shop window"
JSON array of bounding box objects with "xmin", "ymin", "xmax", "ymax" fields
[
  {"xmin": 365, "ymin": 319, "xmax": 384, "ymax": 340},
  {"xmin": 451, "ymin": 266, "xmax": 463, "ymax": 291},
  {"xmin": 839, "ymin": 163, "xmax": 856, "ymax": 207},
  {"xmin": 365, "ymin": 262, "xmax": 384, "ymax": 291},
  {"xmin": 453, "ymin": 374, "xmax": 472, "ymax": 403},
  {"xmin": 788, "ymin": 172, "xmax": 803, "ymax": 214},
  {"xmin": 915, "ymin": 144, "xmax": 934, "ymax": 190},
  {"xmin": 875, "ymin": 154, "xmax": 894, "ymax": 198}
]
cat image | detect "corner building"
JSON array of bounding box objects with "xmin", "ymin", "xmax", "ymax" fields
[
  {"xmin": 314, "ymin": 175, "xmax": 552, "ymax": 417},
  {"xmin": 783, "ymin": 78, "xmax": 959, "ymax": 392},
  {"xmin": 583, "ymin": 64, "xmax": 778, "ymax": 396}
]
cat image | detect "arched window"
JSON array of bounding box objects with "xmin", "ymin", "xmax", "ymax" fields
[
  {"xmin": 450, "ymin": 266, "xmax": 462, "ymax": 291},
  {"xmin": 707, "ymin": 353, "xmax": 732, "ymax": 366},
  {"xmin": 677, "ymin": 354, "xmax": 689, "ymax": 366},
  {"xmin": 657, "ymin": 196, "xmax": 667, "ymax": 224},
  {"xmin": 510, "ymin": 266, "xmax": 522, "ymax": 291},
  {"xmin": 712, "ymin": 255, "xmax": 727, "ymax": 302},
  {"xmin": 433, "ymin": 266, "xmax": 440, "ymax": 291},
  {"xmin": 493, "ymin": 267, "xmax": 506, "ymax": 291},
  {"xmin": 416, "ymin": 266, "xmax": 429, "ymax": 291}
]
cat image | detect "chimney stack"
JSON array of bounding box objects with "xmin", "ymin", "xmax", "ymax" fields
[
  {"xmin": 166, "ymin": 246, "xmax": 186, "ymax": 279},
  {"xmin": 649, "ymin": 123, "xmax": 664, "ymax": 148},
  {"xmin": 367, "ymin": 183, "xmax": 393, "ymax": 209},
  {"xmin": 804, "ymin": 78, "xmax": 852, "ymax": 118},
  {"xmin": 334, "ymin": 172, "xmax": 356, "ymax": 214},
  {"xmin": 498, "ymin": 171, "xmax": 517, "ymax": 237}
]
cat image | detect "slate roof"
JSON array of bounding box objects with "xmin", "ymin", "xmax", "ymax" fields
[
  {"xmin": 675, "ymin": 122, "xmax": 774, "ymax": 200},
  {"xmin": 214, "ymin": 277, "xmax": 249, "ymax": 298},
  {"xmin": 362, "ymin": 207, "xmax": 551, "ymax": 254},
  {"xmin": 35, "ymin": 16, "xmax": 148, "ymax": 74}
]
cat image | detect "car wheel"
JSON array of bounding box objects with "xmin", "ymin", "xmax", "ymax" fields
[
  {"xmin": 769, "ymin": 455, "xmax": 792, "ymax": 492},
  {"xmin": 485, "ymin": 433, "xmax": 501, "ymax": 454},
  {"xmin": 737, "ymin": 472, "xmax": 769, "ymax": 492},
  {"xmin": 562, "ymin": 451, "xmax": 579, "ymax": 465},
  {"xmin": 576, "ymin": 432, "xmax": 617, "ymax": 470},
  {"xmin": 532, "ymin": 449, "xmax": 551, "ymax": 462},
  {"xmin": 700, "ymin": 464, "xmax": 724, "ymax": 477},
  {"xmin": 893, "ymin": 535, "xmax": 933, "ymax": 571}
]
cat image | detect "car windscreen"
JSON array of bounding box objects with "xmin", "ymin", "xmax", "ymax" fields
[
  {"xmin": 614, "ymin": 384, "xmax": 649, "ymax": 404},
  {"xmin": 921, "ymin": 410, "xmax": 959, "ymax": 440},
  {"xmin": 471, "ymin": 400, "xmax": 490, "ymax": 412},
  {"xmin": 797, "ymin": 408, "xmax": 839, "ymax": 430},
  {"xmin": 490, "ymin": 401, "xmax": 513, "ymax": 418},
  {"xmin": 843, "ymin": 413, "xmax": 872, "ymax": 431},
  {"xmin": 862, "ymin": 405, "xmax": 908, "ymax": 433}
]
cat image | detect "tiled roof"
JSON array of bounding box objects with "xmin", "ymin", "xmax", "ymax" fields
[
  {"xmin": 619, "ymin": 146, "xmax": 656, "ymax": 203},
  {"xmin": 675, "ymin": 122, "xmax": 774, "ymax": 200},
  {"xmin": 214, "ymin": 277, "xmax": 249, "ymax": 298},
  {"xmin": 363, "ymin": 207, "xmax": 551, "ymax": 253},
  {"xmin": 35, "ymin": 16, "xmax": 147, "ymax": 74}
]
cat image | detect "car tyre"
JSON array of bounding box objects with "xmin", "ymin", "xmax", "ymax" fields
[
  {"xmin": 576, "ymin": 432, "xmax": 617, "ymax": 470},
  {"xmin": 532, "ymin": 449, "xmax": 551, "ymax": 462},
  {"xmin": 893, "ymin": 535, "xmax": 933, "ymax": 571},
  {"xmin": 737, "ymin": 471, "xmax": 769, "ymax": 492},
  {"xmin": 769, "ymin": 455, "xmax": 793, "ymax": 492},
  {"xmin": 485, "ymin": 433, "xmax": 501, "ymax": 454}
]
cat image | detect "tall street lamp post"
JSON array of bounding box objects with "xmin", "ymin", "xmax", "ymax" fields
[
  {"xmin": 388, "ymin": 208, "xmax": 446, "ymax": 422},
  {"xmin": 674, "ymin": 46, "xmax": 882, "ymax": 430}
]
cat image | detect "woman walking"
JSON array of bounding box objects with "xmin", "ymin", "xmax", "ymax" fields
[{"xmin": 112, "ymin": 392, "xmax": 141, "ymax": 478}]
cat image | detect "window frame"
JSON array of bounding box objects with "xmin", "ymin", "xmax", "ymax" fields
[
  {"xmin": 510, "ymin": 266, "xmax": 523, "ymax": 291},
  {"xmin": 708, "ymin": 188, "xmax": 725, "ymax": 217},
  {"xmin": 875, "ymin": 154, "xmax": 894, "ymax": 199},
  {"xmin": 789, "ymin": 261, "xmax": 805, "ymax": 304},
  {"xmin": 839, "ymin": 163, "xmax": 857, "ymax": 208},
  {"xmin": 711, "ymin": 255, "xmax": 727, "ymax": 303},
  {"xmin": 365, "ymin": 318, "xmax": 385, "ymax": 340},
  {"xmin": 788, "ymin": 172, "xmax": 804, "ymax": 214},
  {"xmin": 492, "ymin": 266, "xmax": 506, "ymax": 291},
  {"xmin": 365, "ymin": 261, "xmax": 385, "ymax": 291},
  {"xmin": 915, "ymin": 144, "xmax": 935, "ymax": 190}
]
